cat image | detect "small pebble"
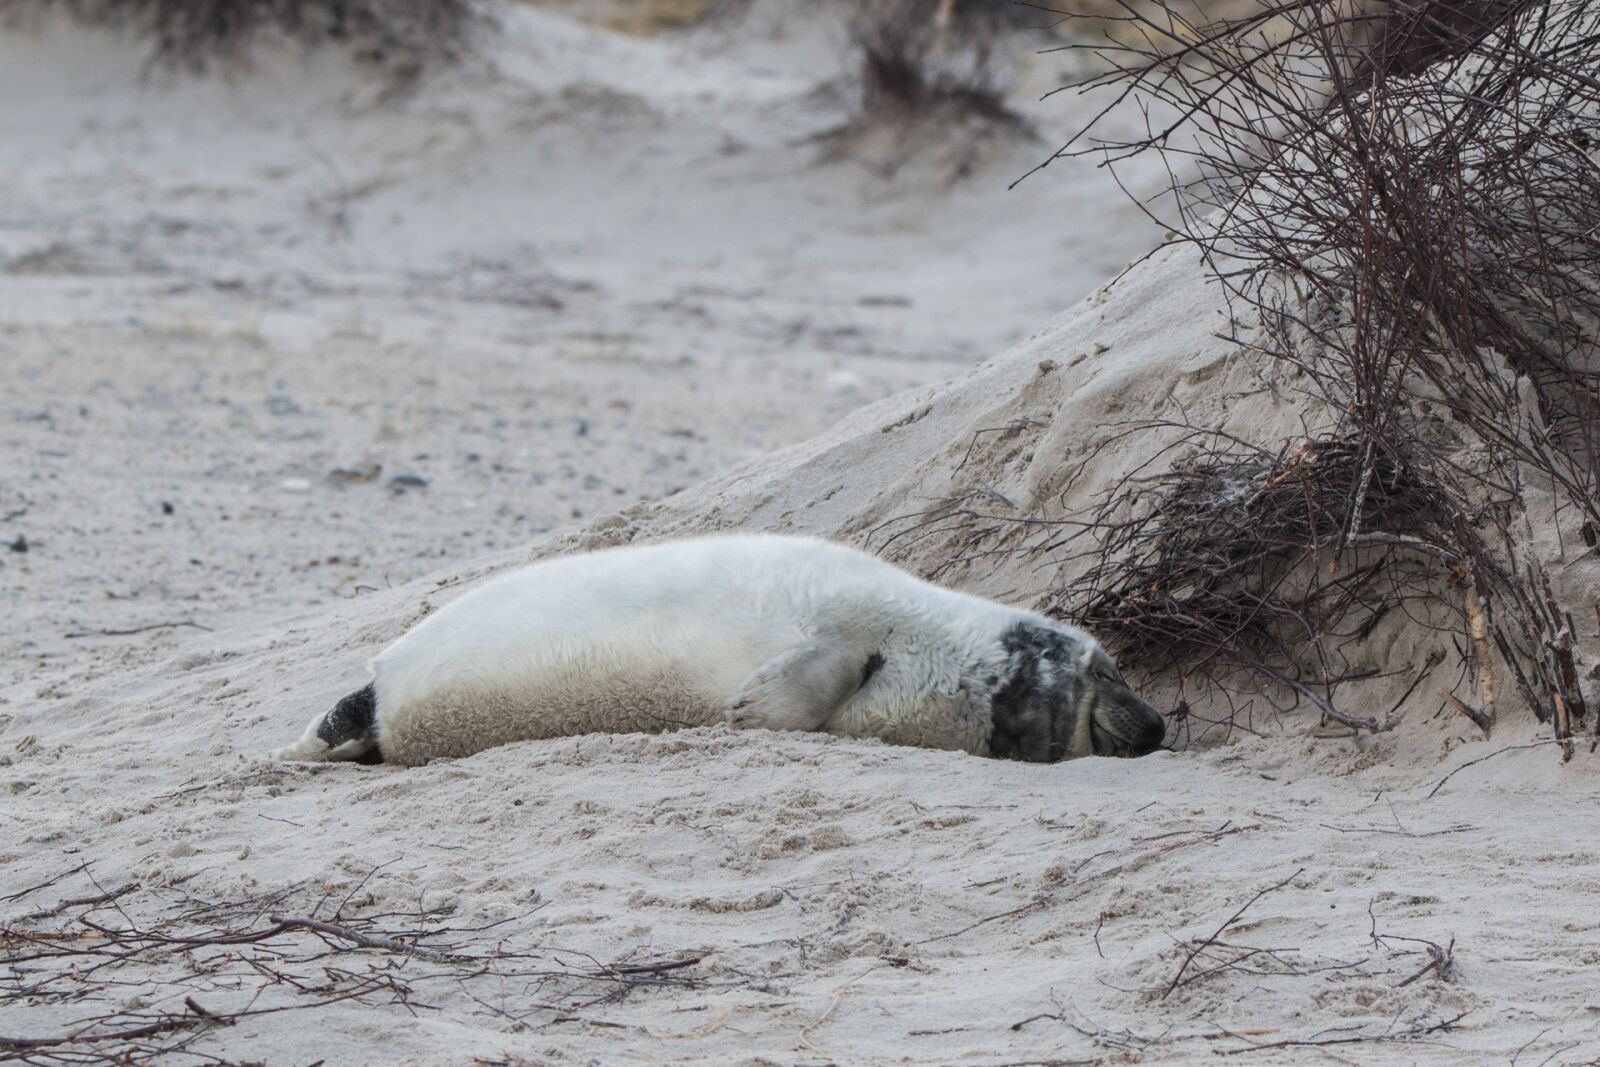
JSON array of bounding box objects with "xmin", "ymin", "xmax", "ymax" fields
[
  {"xmin": 161, "ymin": 501, "xmax": 174, "ymax": 515},
  {"xmin": 7, "ymin": 536, "xmax": 26, "ymax": 553},
  {"xmin": 280, "ymin": 478, "xmax": 312, "ymax": 493},
  {"xmin": 389, "ymin": 474, "xmax": 428, "ymax": 489},
  {"xmin": 328, "ymin": 462, "xmax": 381, "ymax": 484}
]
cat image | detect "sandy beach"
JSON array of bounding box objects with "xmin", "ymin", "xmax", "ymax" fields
[{"xmin": 3, "ymin": 3, "xmax": 1597, "ymax": 1065}]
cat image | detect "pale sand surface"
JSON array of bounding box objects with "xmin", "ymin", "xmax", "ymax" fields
[{"xmin": 3, "ymin": 4, "xmax": 1597, "ymax": 1065}]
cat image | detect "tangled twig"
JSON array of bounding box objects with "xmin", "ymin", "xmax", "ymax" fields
[
  {"xmin": 970, "ymin": 0, "xmax": 1600, "ymax": 746},
  {"xmin": 2, "ymin": 877, "xmax": 721, "ymax": 1065}
]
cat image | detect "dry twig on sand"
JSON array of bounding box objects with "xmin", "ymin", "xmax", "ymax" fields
[
  {"xmin": 63, "ymin": 621, "xmax": 211, "ymax": 639},
  {"xmin": 1218, "ymin": 1011, "xmax": 1470, "ymax": 1055},
  {"xmin": 1424, "ymin": 737, "xmax": 1578, "ymax": 798},
  {"xmin": 1, "ymin": 877, "xmax": 718, "ymax": 1065},
  {"xmin": 1163, "ymin": 867, "xmax": 1303, "ymax": 998}
]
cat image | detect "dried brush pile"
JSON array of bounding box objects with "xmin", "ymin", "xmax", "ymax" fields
[
  {"xmin": 1028, "ymin": 0, "xmax": 1600, "ymax": 750},
  {"xmin": 2, "ymin": 870, "xmax": 714, "ymax": 1065},
  {"xmin": 0, "ymin": 0, "xmax": 483, "ymax": 72},
  {"xmin": 1048, "ymin": 431, "xmax": 1467, "ymax": 734}
]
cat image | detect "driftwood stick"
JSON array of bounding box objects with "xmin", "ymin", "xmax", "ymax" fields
[
  {"xmin": 1555, "ymin": 612, "xmax": 1587, "ymax": 725},
  {"xmin": 1272, "ymin": 672, "xmax": 1380, "ymax": 732},
  {"xmin": 1438, "ymin": 689, "xmax": 1493, "ymax": 736},
  {"xmin": 268, "ymin": 914, "xmax": 476, "ymax": 963},
  {"xmin": 1344, "ymin": 531, "xmax": 1461, "ymax": 564},
  {"xmin": 1554, "ymin": 692, "xmax": 1574, "ymax": 763},
  {"xmin": 79, "ymin": 917, "xmax": 286, "ymax": 947},
  {"xmin": 1464, "ymin": 587, "xmax": 1496, "ymax": 725},
  {"xmin": 182, "ymin": 996, "xmax": 227, "ymax": 1021},
  {"xmin": 1, "ymin": 1018, "xmax": 199, "ymax": 1050},
  {"xmin": 603, "ymin": 957, "xmax": 703, "ymax": 977},
  {"xmin": 0, "ymin": 863, "xmax": 89, "ymax": 903},
  {"xmin": 1219, "ymin": 1011, "xmax": 1469, "ymax": 1055},
  {"xmin": 1395, "ymin": 937, "xmax": 1455, "ymax": 987},
  {"xmin": 1, "ymin": 988, "xmax": 375, "ymax": 1051},
  {"xmin": 14, "ymin": 881, "xmax": 138, "ymax": 922}
]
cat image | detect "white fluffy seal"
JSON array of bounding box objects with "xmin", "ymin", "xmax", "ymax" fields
[{"xmin": 277, "ymin": 534, "xmax": 1165, "ymax": 766}]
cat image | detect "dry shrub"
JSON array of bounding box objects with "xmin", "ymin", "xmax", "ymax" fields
[
  {"xmin": 1024, "ymin": 0, "xmax": 1600, "ymax": 747},
  {"xmin": 0, "ymin": 0, "xmax": 483, "ymax": 72},
  {"xmin": 848, "ymin": 0, "xmax": 1028, "ymax": 128},
  {"xmin": 595, "ymin": 0, "xmax": 745, "ymax": 36},
  {"xmin": 1039, "ymin": 0, "xmax": 1311, "ymax": 51},
  {"xmin": 814, "ymin": 0, "xmax": 1036, "ymax": 178},
  {"xmin": 1050, "ymin": 431, "xmax": 1467, "ymax": 733}
]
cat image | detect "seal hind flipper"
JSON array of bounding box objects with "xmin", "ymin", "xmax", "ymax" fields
[
  {"xmin": 317, "ymin": 684, "xmax": 380, "ymax": 760},
  {"xmin": 274, "ymin": 683, "xmax": 380, "ymax": 763}
]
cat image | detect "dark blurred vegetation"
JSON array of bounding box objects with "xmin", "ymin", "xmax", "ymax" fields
[{"xmin": 0, "ymin": 0, "xmax": 482, "ymax": 70}]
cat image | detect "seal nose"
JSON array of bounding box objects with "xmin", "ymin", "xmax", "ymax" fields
[
  {"xmin": 1132, "ymin": 701, "xmax": 1166, "ymax": 755},
  {"xmin": 1099, "ymin": 687, "xmax": 1166, "ymax": 757}
]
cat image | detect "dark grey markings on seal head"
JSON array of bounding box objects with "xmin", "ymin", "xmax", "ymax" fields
[
  {"xmin": 988, "ymin": 624, "xmax": 1085, "ymax": 762},
  {"xmin": 988, "ymin": 623, "xmax": 1165, "ymax": 762},
  {"xmin": 317, "ymin": 683, "xmax": 379, "ymax": 758}
]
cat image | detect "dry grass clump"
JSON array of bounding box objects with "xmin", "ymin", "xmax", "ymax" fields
[
  {"xmin": 578, "ymin": 0, "xmax": 742, "ymax": 37},
  {"xmin": 0, "ymin": 0, "xmax": 484, "ymax": 72},
  {"xmin": 1010, "ymin": 0, "xmax": 1600, "ymax": 748},
  {"xmin": 811, "ymin": 1, "xmax": 1035, "ymax": 177},
  {"xmin": 847, "ymin": 0, "xmax": 1028, "ymax": 129}
]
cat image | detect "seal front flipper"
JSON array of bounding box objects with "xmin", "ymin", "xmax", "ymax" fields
[{"xmin": 724, "ymin": 640, "xmax": 879, "ymax": 733}]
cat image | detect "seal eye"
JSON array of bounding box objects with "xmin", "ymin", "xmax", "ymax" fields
[{"xmin": 1083, "ymin": 646, "xmax": 1124, "ymax": 685}]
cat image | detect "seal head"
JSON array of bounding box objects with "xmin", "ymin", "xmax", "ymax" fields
[{"xmin": 988, "ymin": 621, "xmax": 1165, "ymax": 762}]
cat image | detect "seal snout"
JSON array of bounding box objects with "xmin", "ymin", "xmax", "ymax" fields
[{"xmin": 1090, "ymin": 683, "xmax": 1167, "ymax": 758}]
